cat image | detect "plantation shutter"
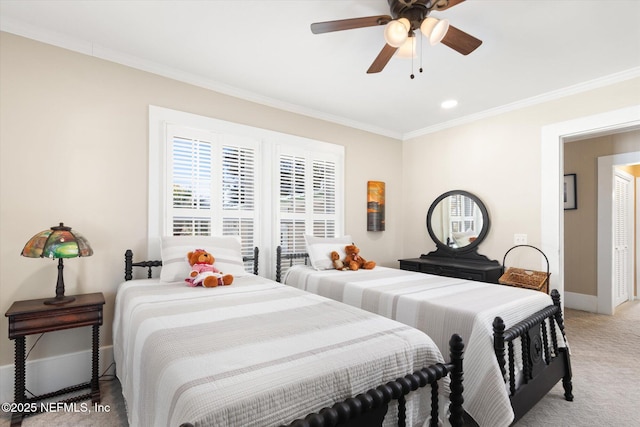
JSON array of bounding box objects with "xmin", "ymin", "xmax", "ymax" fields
[
  {"xmin": 312, "ymin": 159, "xmax": 337, "ymax": 237},
  {"xmin": 279, "ymin": 154, "xmax": 307, "ymax": 254},
  {"xmin": 169, "ymin": 130, "xmax": 213, "ymax": 236},
  {"xmin": 221, "ymin": 143, "xmax": 257, "ymax": 262},
  {"xmin": 278, "ymin": 152, "xmax": 339, "ymax": 256},
  {"xmin": 449, "ymin": 194, "xmax": 476, "ymax": 234},
  {"xmin": 167, "ymin": 126, "xmax": 258, "ymax": 268}
]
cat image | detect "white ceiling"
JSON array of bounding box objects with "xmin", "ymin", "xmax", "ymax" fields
[{"xmin": 1, "ymin": 0, "xmax": 639, "ymax": 139}]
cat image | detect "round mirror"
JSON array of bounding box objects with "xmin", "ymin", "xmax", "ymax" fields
[{"xmin": 426, "ymin": 190, "xmax": 490, "ymax": 254}]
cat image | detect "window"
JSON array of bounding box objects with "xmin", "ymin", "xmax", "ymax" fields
[
  {"xmin": 447, "ymin": 194, "xmax": 478, "ymax": 237},
  {"xmin": 277, "ymin": 151, "xmax": 339, "ymax": 266},
  {"xmin": 164, "ymin": 125, "xmax": 259, "ymax": 266},
  {"xmin": 149, "ymin": 106, "xmax": 344, "ymax": 278}
]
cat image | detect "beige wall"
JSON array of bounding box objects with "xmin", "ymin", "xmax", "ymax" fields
[
  {"xmin": 401, "ymin": 80, "xmax": 640, "ymax": 275},
  {"xmin": 0, "ymin": 33, "xmax": 403, "ymax": 367},
  {"xmin": 563, "ymin": 132, "xmax": 640, "ymax": 296}
]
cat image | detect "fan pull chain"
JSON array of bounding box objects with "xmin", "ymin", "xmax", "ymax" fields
[
  {"xmin": 419, "ymin": 34, "xmax": 424, "ymax": 74},
  {"xmin": 410, "ymin": 36, "xmax": 424, "ymax": 79},
  {"xmin": 410, "ymin": 53, "xmax": 415, "ymax": 79}
]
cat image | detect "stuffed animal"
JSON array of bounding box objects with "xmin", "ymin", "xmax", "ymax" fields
[
  {"xmin": 330, "ymin": 250, "xmax": 348, "ymax": 270},
  {"xmin": 343, "ymin": 244, "xmax": 376, "ymax": 271},
  {"xmin": 185, "ymin": 249, "xmax": 233, "ymax": 287}
]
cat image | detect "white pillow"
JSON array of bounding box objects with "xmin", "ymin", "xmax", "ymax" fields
[
  {"xmin": 304, "ymin": 235, "xmax": 353, "ymax": 270},
  {"xmin": 160, "ymin": 236, "xmax": 247, "ymax": 282}
]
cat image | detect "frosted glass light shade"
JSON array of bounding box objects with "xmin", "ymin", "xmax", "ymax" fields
[
  {"xmin": 384, "ymin": 18, "xmax": 410, "ymax": 47},
  {"xmin": 395, "ymin": 36, "xmax": 417, "ymax": 59},
  {"xmin": 421, "ymin": 17, "xmax": 450, "ymax": 45}
]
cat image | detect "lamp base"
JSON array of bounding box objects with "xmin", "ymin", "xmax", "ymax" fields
[{"xmin": 44, "ymin": 295, "xmax": 76, "ymax": 305}]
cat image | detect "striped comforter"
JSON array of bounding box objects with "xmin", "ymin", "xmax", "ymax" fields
[
  {"xmin": 283, "ymin": 266, "xmax": 565, "ymax": 427},
  {"xmin": 113, "ymin": 274, "xmax": 445, "ymax": 427}
]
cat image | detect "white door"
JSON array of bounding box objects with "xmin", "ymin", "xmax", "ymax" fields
[{"xmin": 613, "ymin": 169, "xmax": 633, "ymax": 307}]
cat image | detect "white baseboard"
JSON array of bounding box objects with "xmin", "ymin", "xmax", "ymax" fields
[
  {"xmin": 564, "ymin": 291, "xmax": 598, "ymax": 313},
  {"xmin": 0, "ymin": 345, "xmax": 114, "ymax": 404}
]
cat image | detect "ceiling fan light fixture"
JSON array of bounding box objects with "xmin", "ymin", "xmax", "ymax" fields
[
  {"xmin": 384, "ymin": 18, "xmax": 410, "ymax": 47},
  {"xmin": 395, "ymin": 36, "xmax": 417, "ymax": 59},
  {"xmin": 421, "ymin": 17, "xmax": 450, "ymax": 45}
]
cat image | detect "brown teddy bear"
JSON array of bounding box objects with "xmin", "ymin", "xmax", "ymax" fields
[
  {"xmin": 185, "ymin": 249, "xmax": 233, "ymax": 287},
  {"xmin": 343, "ymin": 244, "xmax": 376, "ymax": 271},
  {"xmin": 330, "ymin": 250, "xmax": 348, "ymax": 270}
]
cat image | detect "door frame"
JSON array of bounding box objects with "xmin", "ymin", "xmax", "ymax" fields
[{"xmin": 541, "ymin": 105, "xmax": 640, "ymax": 314}]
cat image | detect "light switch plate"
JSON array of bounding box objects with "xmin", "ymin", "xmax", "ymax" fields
[{"xmin": 514, "ymin": 234, "xmax": 528, "ymax": 245}]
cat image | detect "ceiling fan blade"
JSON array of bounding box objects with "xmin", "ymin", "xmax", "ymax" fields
[
  {"xmin": 367, "ymin": 44, "xmax": 398, "ymax": 74},
  {"xmin": 311, "ymin": 15, "xmax": 391, "ymax": 34},
  {"xmin": 433, "ymin": 0, "xmax": 466, "ymax": 11},
  {"xmin": 441, "ymin": 25, "xmax": 482, "ymax": 55}
]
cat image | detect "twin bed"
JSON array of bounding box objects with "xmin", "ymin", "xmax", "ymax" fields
[
  {"xmin": 275, "ymin": 243, "xmax": 573, "ymax": 427},
  {"xmin": 113, "ymin": 237, "xmax": 466, "ymax": 427}
]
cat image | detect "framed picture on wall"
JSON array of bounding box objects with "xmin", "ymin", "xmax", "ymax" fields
[
  {"xmin": 564, "ymin": 174, "xmax": 577, "ymax": 210},
  {"xmin": 367, "ymin": 181, "xmax": 385, "ymax": 231}
]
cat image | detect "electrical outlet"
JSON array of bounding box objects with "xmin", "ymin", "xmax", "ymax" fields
[{"xmin": 514, "ymin": 234, "xmax": 527, "ymax": 245}]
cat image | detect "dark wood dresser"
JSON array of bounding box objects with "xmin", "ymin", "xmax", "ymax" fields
[{"xmin": 399, "ymin": 255, "xmax": 502, "ymax": 283}]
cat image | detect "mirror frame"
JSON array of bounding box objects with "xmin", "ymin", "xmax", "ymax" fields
[{"xmin": 426, "ymin": 190, "xmax": 490, "ymax": 255}]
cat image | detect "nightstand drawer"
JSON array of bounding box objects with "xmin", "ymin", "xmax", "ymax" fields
[
  {"xmin": 9, "ymin": 307, "xmax": 103, "ymax": 338},
  {"xmin": 6, "ymin": 292, "xmax": 104, "ymax": 339},
  {"xmin": 399, "ymin": 258, "xmax": 502, "ymax": 284},
  {"xmin": 398, "ymin": 260, "xmax": 420, "ymax": 272}
]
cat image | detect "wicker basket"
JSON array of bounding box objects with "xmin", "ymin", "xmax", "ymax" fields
[{"xmin": 499, "ymin": 245, "xmax": 550, "ymax": 294}]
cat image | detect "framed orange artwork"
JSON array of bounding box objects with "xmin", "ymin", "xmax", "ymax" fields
[{"xmin": 367, "ymin": 181, "xmax": 385, "ymax": 231}]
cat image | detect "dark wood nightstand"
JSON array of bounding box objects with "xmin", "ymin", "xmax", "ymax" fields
[{"xmin": 4, "ymin": 292, "xmax": 105, "ymax": 427}]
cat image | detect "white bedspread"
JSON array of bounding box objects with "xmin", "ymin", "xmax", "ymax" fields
[
  {"xmin": 283, "ymin": 266, "xmax": 564, "ymax": 427},
  {"xmin": 113, "ymin": 274, "xmax": 446, "ymax": 427}
]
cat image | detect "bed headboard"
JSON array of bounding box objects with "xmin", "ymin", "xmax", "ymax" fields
[
  {"xmin": 275, "ymin": 245, "xmax": 309, "ymax": 283},
  {"xmin": 124, "ymin": 247, "xmax": 260, "ymax": 280}
]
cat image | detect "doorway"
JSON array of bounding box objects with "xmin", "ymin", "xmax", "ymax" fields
[{"xmin": 541, "ymin": 105, "xmax": 640, "ymax": 315}]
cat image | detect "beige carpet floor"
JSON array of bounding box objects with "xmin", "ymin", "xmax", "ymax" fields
[
  {"xmin": 515, "ymin": 300, "xmax": 640, "ymax": 426},
  {"xmin": 2, "ymin": 300, "xmax": 638, "ymax": 427}
]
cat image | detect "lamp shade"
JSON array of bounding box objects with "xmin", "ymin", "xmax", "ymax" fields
[
  {"xmin": 21, "ymin": 223, "xmax": 93, "ymax": 305},
  {"xmin": 22, "ymin": 223, "xmax": 93, "ymax": 259}
]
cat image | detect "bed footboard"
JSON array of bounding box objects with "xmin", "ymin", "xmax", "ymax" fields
[
  {"xmin": 282, "ymin": 333, "xmax": 466, "ymax": 427},
  {"xmin": 493, "ymin": 289, "xmax": 573, "ymax": 423}
]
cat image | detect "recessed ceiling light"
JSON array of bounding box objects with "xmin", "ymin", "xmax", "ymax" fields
[{"xmin": 441, "ymin": 99, "xmax": 458, "ymax": 109}]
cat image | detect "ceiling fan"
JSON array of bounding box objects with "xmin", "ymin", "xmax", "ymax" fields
[{"xmin": 311, "ymin": 0, "xmax": 482, "ymax": 74}]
